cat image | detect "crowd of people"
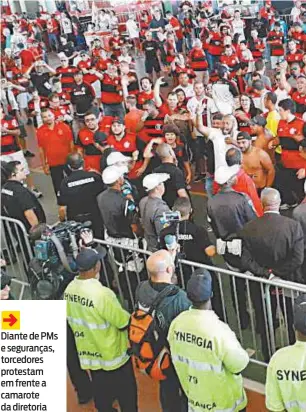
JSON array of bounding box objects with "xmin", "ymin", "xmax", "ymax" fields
[{"xmin": 1, "ymin": 1, "xmax": 306, "ymax": 412}]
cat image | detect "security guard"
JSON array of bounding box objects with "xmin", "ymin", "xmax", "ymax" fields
[
  {"xmin": 58, "ymin": 153, "xmax": 105, "ymax": 238},
  {"xmin": 266, "ymin": 294, "xmax": 306, "ymax": 412},
  {"xmin": 168, "ymin": 269, "xmax": 249, "ymax": 412},
  {"xmin": 64, "ymin": 247, "xmax": 138, "ymax": 412}
]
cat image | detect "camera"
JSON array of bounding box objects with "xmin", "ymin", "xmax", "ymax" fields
[
  {"xmin": 160, "ymin": 211, "xmax": 181, "ymax": 226},
  {"xmin": 28, "ymin": 221, "xmax": 92, "ymax": 300}
]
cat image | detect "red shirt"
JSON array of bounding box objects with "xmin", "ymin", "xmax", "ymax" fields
[
  {"xmin": 19, "ymin": 49, "xmax": 35, "ymax": 69},
  {"xmin": 208, "ymin": 32, "xmax": 223, "ymax": 56},
  {"xmin": 37, "ymin": 122, "xmax": 73, "ymax": 166},
  {"xmin": 169, "ymin": 17, "xmax": 183, "ymax": 40},
  {"xmin": 189, "ymin": 48, "xmax": 208, "ymax": 71},
  {"xmin": 290, "ymin": 89, "xmax": 306, "ymax": 119},
  {"xmin": 50, "ymin": 105, "xmax": 72, "ymax": 121},
  {"xmin": 56, "ymin": 66, "xmax": 78, "ymax": 92},
  {"xmin": 1, "ymin": 115, "xmax": 20, "ymax": 155},
  {"xmin": 100, "ymin": 74, "xmax": 123, "ymax": 105},
  {"xmin": 138, "ymin": 90, "xmax": 154, "ymax": 108},
  {"xmin": 214, "ymin": 169, "xmax": 263, "ymax": 217},
  {"xmin": 286, "ymin": 49, "xmax": 304, "ymax": 63},
  {"xmin": 77, "ymin": 60, "xmax": 99, "ymax": 84},
  {"xmin": 277, "ymin": 117, "xmax": 305, "ymax": 169},
  {"xmin": 267, "ymin": 31, "xmax": 284, "ymax": 56},
  {"xmin": 47, "ymin": 18, "xmax": 60, "ymax": 34}
]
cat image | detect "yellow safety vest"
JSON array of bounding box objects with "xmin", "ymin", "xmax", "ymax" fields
[
  {"xmin": 266, "ymin": 341, "xmax": 306, "ymax": 412},
  {"xmin": 168, "ymin": 308, "xmax": 249, "ymax": 412},
  {"xmin": 64, "ymin": 277, "xmax": 130, "ymax": 371}
]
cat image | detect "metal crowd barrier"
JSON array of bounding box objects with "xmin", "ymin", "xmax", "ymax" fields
[
  {"xmin": 1, "ymin": 215, "xmax": 306, "ymax": 368},
  {"xmin": 94, "ymin": 238, "xmax": 306, "ymax": 367}
]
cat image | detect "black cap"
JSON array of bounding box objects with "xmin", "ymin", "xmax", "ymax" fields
[
  {"xmin": 250, "ymin": 115, "xmax": 267, "ymax": 127},
  {"xmin": 75, "ymin": 248, "xmax": 106, "ymax": 272},
  {"xmin": 237, "ymin": 131, "xmax": 252, "ymax": 141},
  {"xmin": 187, "ymin": 268, "xmax": 212, "ymax": 303},
  {"xmin": 294, "ymin": 294, "xmax": 306, "ymax": 335}
]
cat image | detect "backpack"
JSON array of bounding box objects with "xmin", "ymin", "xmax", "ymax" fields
[{"xmin": 128, "ymin": 284, "xmax": 178, "ymax": 380}]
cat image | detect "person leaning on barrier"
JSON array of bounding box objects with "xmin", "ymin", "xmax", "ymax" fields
[
  {"xmin": 168, "ymin": 269, "xmax": 249, "ymax": 412},
  {"xmin": 64, "ymin": 246, "xmax": 138, "ymax": 412},
  {"xmin": 265, "ymin": 294, "xmax": 306, "ymax": 412},
  {"xmin": 236, "ymin": 188, "xmax": 304, "ymax": 362},
  {"xmin": 135, "ymin": 249, "xmax": 191, "ymax": 412},
  {"xmin": 58, "ymin": 153, "xmax": 105, "ymax": 238},
  {"xmin": 1, "ymin": 161, "xmax": 46, "ymax": 233},
  {"xmin": 139, "ymin": 173, "xmax": 171, "ymax": 252}
]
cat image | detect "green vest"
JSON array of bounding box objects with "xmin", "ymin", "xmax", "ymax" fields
[
  {"xmin": 64, "ymin": 277, "xmax": 130, "ymax": 371},
  {"xmin": 168, "ymin": 308, "xmax": 249, "ymax": 412},
  {"xmin": 266, "ymin": 341, "xmax": 306, "ymax": 412}
]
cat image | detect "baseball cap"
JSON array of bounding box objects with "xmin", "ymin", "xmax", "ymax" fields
[
  {"xmin": 106, "ymin": 151, "xmax": 131, "ymax": 166},
  {"xmin": 214, "ymin": 165, "xmax": 240, "ymax": 185},
  {"xmin": 75, "ymin": 247, "xmax": 106, "ymax": 272},
  {"xmin": 112, "ymin": 117, "xmax": 124, "ymax": 125},
  {"xmin": 294, "ymin": 294, "xmax": 306, "ymax": 335},
  {"xmin": 237, "ymin": 131, "xmax": 252, "ymax": 141},
  {"xmin": 250, "ymin": 115, "xmax": 267, "ymax": 127},
  {"xmin": 102, "ymin": 165, "xmax": 126, "ymax": 184},
  {"xmin": 187, "ymin": 268, "xmax": 212, "ymax": 303},
  {"xmin": 142, "ymin": 173, "xmax": 170, "ymax": 191}
]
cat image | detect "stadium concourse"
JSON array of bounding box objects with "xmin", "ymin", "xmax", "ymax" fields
[{"xmin": 1, "ymin": 1, "xmax": 306, "ymax": 412}]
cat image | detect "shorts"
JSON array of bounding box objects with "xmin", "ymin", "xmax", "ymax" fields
[
  {"xmin": 1, "ymin": 150, "xmax": 30, "ymax": 175},
  {"xmin": 145, "ymin": 58, "xmax": 161, "ymax": 75}
]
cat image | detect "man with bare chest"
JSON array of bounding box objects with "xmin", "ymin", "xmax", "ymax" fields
[
  {"xmin": 250, "ymin": 115, "xmax": 275, "ymax": 161},
  {"xmin": 237, "ymin": 131, "xmax": 275, "ymax": 192}
]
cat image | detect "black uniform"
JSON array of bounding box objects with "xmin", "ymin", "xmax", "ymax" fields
[
  {"xmin": 1, "ymin": 180, "xmax": 46, "ymax": 232},
  {"xmin": 208, "ymin": 188, "xmax": 257, "ymax": 329},
  {"xmin": 153, "ymin": 163, "xmax": 187, "ymax": 208},
  {"xmin": 58, "ymin": 170, "xmax": 105, "ymax": 238},
  {"xmin": 237, "ymin": 212, "xmax": 304, "ymax": 361},
  {"xmin": 97, "ymin": 188, "xmax": 134, "ymax": 239}
]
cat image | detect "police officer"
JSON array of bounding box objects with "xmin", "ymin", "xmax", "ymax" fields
[
  {"xmin": 64, "ymin": 247, "xmax": 138, "ymax": 412},
  {"xmin": 139, "ymin": 173, "xmax": 171, "ymax": 252},
  {"xmin": 1, "ymin": 161, "xmax": 46, "ymax": 233},
  {"xmin": 266, "ymin": 294, "xmax": 306, "ymax": 412},
  {"xmin": 58, "ymin": 153, "xmax": 105, "ymax": 238},
  {"xmin": 168, "ymin": 269, "xmax": 249, "ymax": 412}
]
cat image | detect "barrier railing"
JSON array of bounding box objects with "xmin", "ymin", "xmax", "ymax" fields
[
  {"xmin": 94, "ymin": 238, "xmax": 306, "ymax": 367},
  {"xmin": 1, "ymin": 215, "xmax": 305, "ymax": 367}
]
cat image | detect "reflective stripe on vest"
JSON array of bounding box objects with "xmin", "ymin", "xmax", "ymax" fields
[
  {"xmin": 80, "ymin": 351, "xmax": 128, "ymax": 369},
  {"xmin": 188, "ymin": 394, "xmax": 245, "ymax": 412},
  {"xmin": 67, "ymin": 316, "xmax": 110, "ymax": 331},
  {"xmin": 284, "ymin": 400, "xmax": 306, "ymax": 410},
  {"xmin": 172, "ymin": 354, "xmax": 223, "ymax": 373}
]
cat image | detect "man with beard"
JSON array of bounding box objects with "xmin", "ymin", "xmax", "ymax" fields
[
  {"xmin": 137, "ymin": 77, "xmax": 154, "ymax": 108},
  {"xmin": 76, "ymin": 110, "xmax": 108, "ymax": 173},
  {"xmin": 196, "ymin": 102, "xmax": 239, "ymax": 174},
  {"xmin": 236, "ymin": 131, "xmax": 275, "ymax": 194},
  {"xmin": 250, "ymin": 115, "xmax": 274, "ymax": 159},
  {"xmin": 26, "ymin": 60, "xmax": 56, "ymax": 98}
]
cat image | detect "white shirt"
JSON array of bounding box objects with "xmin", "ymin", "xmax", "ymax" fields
[
  {"xmin": 232, "ymin": 19, "xmax": 245, "ymax": 40},
  {"xmin": 274, "ymin": 87, "xmax": 289, "ymax": 107},
  {"xmin": 208, "ymin": 127, "xmax": 236, "ymax": 172},
  {"xmin": 173, "ymin": 84, "xmax": 195, "ymax": 98},
  {"xmin": 187, "ymin": 95, "xmax": 218, "ymax": 128},
  {"xmin": 126, "ymin": 19, "xmax": 139, "ymax": 39}
]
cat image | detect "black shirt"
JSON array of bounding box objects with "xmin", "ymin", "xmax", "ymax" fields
[
  {"xmin": 97, "ymin": 187, "xmax": 134, "ymax": 238},
  {"xmin": 58, "ymin": 43, "xmax": 74, "ymax": 58},
  {"xmin": 160, "ymin": 220, "xmax": 212, "ymax": 264},
  {"xmin": 252, "ymin": 18, "xmax": 269, "ymax": 38},
  {"xmin": 142, "ymin": 40, "xmax": 160, "ymax": 60},
  {"xmin": 1, "ymin": 181, "xmax": 46, "ymax": 232},
  {"xmin": 153, "ymin": 163, "xmax": 187, "ymax": 208},
  {"xmin": 30, "ymin": 72, "xmax": 53, "ymax": 97},
  {"xmin": 58, "ymin": 170, "xmax": 105, "ymax": 222},
  {"xmin": 70, "ymin": 82, "xmax": 95, "ymax": 116}
]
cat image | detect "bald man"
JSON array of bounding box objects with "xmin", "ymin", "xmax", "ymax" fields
[
  {"xmin": 135, "ymin": 249, "xmax": 190, "ymax": 412},
  {"xmin": 235, "ymin": 188, "xmax": 304, "ymax": 361}
]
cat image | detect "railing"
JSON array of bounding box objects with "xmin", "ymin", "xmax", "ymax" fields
[{"xmin": 1, "ymin": 215, "xmax": 306, "ymax": 370}]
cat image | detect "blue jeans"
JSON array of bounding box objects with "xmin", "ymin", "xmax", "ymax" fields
[
  {"xmin": 48, "ymin": 33, "xmax": 59, "ymax": 51},
  {"xmin": 207, "ymin": 53, "xmax": 219, "ymax": 73},
  {"xmin": 103, "ymin": 103, "xmax": 125, "ymax": 121},
  {"xmin": 176, "ymin": 39, "xmax": 183, "ymax": 53}
]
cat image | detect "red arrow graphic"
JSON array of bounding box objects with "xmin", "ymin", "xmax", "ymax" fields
[{"xmin": 3, "ymin": 314, "xmax": 17, "ymax": 327}]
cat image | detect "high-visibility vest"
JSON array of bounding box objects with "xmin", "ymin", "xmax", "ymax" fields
[
  {"xmin": 167, "ymin": 308, "xmax": 249, "ymax": 412},
  {"xmin": 64, "ymin": 277, "xmax": 130, "ymax": 371},
  {"xmin": 266, "ymin": 341, "xmax": 306, "ymax": 412}
]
